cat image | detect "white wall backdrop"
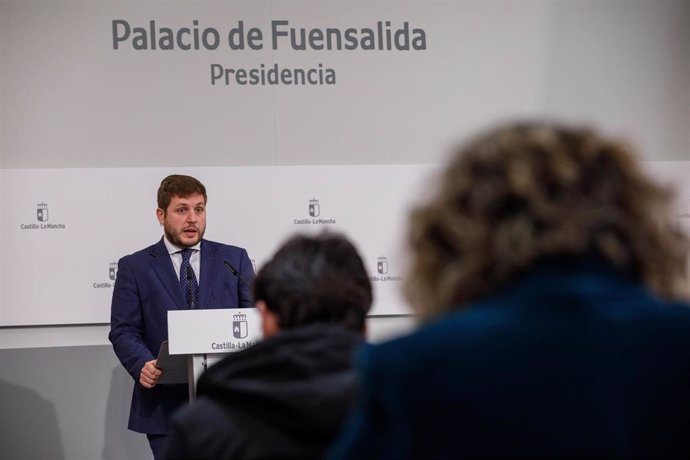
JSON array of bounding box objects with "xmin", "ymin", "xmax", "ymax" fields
[
  {"xmin": 1, "ymin": 164, "xmax": 439, "ymax": 325},
  {"xmin": 1, "ymin": 0, "xmax": 689, "ymax": 331}
]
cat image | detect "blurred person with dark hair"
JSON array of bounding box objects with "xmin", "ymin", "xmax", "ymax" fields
[
  {"xmin": 162, "ymin": 232, "xmax": 372, "ymax": 460},
  {"xmin": 109, "ymin": 174, "xmax": 254, "ymax": 459},
  {"xmin": 330, "ymin": 122, "xmax": 690, "ymax": 459}
]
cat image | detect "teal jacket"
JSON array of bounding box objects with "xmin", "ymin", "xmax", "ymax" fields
[{"xmin": 330, "ymin": 258, "xmax": 690, "ymax": 459}]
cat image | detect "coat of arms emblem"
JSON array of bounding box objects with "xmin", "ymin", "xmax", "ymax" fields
[
  {"xmin": 109, "ymin": 262, "xmax": 118, "ymax": 281},
  {"xmin": 308, "ymin": 198, "xmax": 320, "ymax": 217},
  {"xmin": 377, "ymin": 256, "xmax": 389, "ymax": 275},
  {"xmin": 233, "ymin": 313, "xmax": 248, "ymax": 339},
  {"xmin": 37, "ymin": 202, "xmax": 49, "ymax": 222}
]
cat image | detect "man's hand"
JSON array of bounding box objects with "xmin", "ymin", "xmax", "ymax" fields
[{"xmin": 139, "ymin": 359, "xmax": 163, "ymax": 389}]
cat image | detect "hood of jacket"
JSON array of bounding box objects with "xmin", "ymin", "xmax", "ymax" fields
[{"xmin": 196, "ymin": 323, "xmax": 364, "ymax": 440}]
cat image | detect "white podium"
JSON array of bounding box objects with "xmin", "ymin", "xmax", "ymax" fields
[{"xmin": 163, "ymin": 308, "xmax": 262, "ymax": 401}]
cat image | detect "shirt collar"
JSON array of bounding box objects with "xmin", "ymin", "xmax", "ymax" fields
[{"xmin": 163, "ymin": 235, "xmax": 201, "ymax": 255}]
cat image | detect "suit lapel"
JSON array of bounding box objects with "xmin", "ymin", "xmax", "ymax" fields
[
  {"xmin": 198, "ymin": 239, "xmax": 219, "ymax": 308},
  {"xmin": 150, "ymin": 238, "xmax": 186, "ymax": 309}
]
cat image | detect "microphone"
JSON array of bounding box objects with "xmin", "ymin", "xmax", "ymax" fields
[{"xmin": 223, "ymin": 260, "xmax": 251, "ymax": 289}]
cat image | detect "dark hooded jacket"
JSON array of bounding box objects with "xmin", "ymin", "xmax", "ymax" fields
[{"xmin": 161, "ymin": 324, "xmax": 363, "ymax": 460}]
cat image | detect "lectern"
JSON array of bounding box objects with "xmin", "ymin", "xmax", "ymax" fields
[{"xmin": 161, "ymin": 308, "xmax": 262, "ymax": 401}]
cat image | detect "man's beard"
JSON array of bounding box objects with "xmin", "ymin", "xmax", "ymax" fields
[{"xmin": 163, "ymin": 223, "xmax": 204, "ymax": 248}]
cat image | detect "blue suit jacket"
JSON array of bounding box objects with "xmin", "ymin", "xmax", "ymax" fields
[
  {"xmin": 330, "ymin": 259, "xmax": 690, "ymax": 459},
  {"xmin": 109, "ymin": 238, "xmax": 254, "ymax": 434}
]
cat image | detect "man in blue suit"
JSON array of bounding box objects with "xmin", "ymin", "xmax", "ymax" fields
[{"xmin": 109, "ymin": 174, "xmax": 254, "ymax": 459}]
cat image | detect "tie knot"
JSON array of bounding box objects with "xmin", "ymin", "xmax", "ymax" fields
[{"xmin": 180, "ymin": 248, "xmax": 194, "ymax": 262}]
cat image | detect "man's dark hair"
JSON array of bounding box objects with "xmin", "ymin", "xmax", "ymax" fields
[
  {"xmin": 253, "ymin": 233, "xmax": 373, "ymax": 331},
  {"xmin": 157, "ymin": 175, "xmax": 207, "ymax": 212}
]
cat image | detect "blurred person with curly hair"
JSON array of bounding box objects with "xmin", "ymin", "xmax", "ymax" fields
[{"xmin": 330, "ymin": 122, "xmax": 690, "ymax": 459}]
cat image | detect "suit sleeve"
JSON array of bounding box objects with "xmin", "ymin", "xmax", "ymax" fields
[
  {"xmin": 108, "ymin": 256, "xmax": 154, "ymax": 381},
  {"xmin": 237, "ymin": 248, "xmax": 255, "ymax": 308}
]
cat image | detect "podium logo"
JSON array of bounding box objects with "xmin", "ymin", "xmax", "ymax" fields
[
  {"xmin": 37, "ymin": 202, "xmax": 49, "ymax": 222},
  {"xmin": 377, "ymin": 256, "xmax": 389, "ymax": 275},
  {"xmin": 308, "ymin": 198, "xmax": 320, "ymax": 217},
  {"xmin": 233, "ymin": 313, "xmax": 248, "ymax": 339},
  {"xmin": 109, "ymin": 262, "xmax": 118, "ymax": 281}
]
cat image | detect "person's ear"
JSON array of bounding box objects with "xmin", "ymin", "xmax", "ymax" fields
[
  {"xmin": 156, "ymin": 208, "xmax": 165, "ymax": 225},
  {"xmin": 256, "ymin": 300, "xmax": 280, "ymax": 337}
]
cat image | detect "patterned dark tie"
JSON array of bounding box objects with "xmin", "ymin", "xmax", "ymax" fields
[{"xmin": 179, "ymin": 248, "xmax": 199, "ymax": 308}]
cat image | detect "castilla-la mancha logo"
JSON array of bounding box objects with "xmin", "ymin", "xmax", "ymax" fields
[
  {"xmin": 37, "ymin": 202, "xmax": 49, "ymax": 222},
  {"xmin": 308, "ymin": 198, "xmax": 320, "ymax": 217},
  {"xmin": 21, "ymin": 202, "xmax": 66, "ymax": 230},
  {"xmin": 370, "ymin": 255, "xmax": 403, "ymax": 283},
  {"xmin": 93, "ymin": 260, "xmax": 117, "ymax": 289},
  {"xmin": 377, "ymin": 256, "xmax": 389, "ymax": 275},
  {"xmin": 109, "ymin": 262, "xmax": 118, "ymax": 281},
  {"xmin": 233, "ymin": 313, "xmax": 248, "ymax": 339},
  {"xmin": 293, "ymin": 197, "xmax": 336, "ymax": 225}
]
